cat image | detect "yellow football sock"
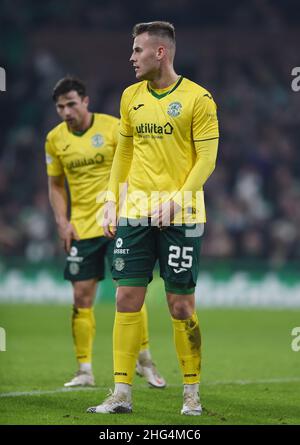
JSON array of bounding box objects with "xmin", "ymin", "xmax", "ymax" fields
[
  {"xmin": 172, "ymin": 312, "xmax": 201, "ymax": 384},
  {"xmin": 140, "ymin": 303, "xmax": 149, "ymax": 351},
  {"xmin": 72, "ymin": 306, "xmax": 95, "ymax": 364},
  {"xmin": 113, "ymin": 311, "xmax": 142, "ymax": 385}
]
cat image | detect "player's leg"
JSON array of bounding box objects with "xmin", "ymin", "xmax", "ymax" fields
[
  {"xmin": 166, "ymin": 289, "xmax": 202, "ymax": 415},
  {"xmin": 64, "ymin": 278, "xmax": 97, "ymax": 387},
  {"xmin": 87, "ymin": 219, "xmax": 156, "ymax": 413},
  {"xmin": 87, "ymin": 283, "xmax": 147, "ymax": 414},
  {"xmin": 64, "ymin": 237, "xmax": 108, "ymax": 387},
  {"xmin": 136, "ymin": 303, "xmax": 166, "ymax": 388},
  {"xmin": 105, "ymin": 228, "xmax": 166, "ymax": 389},
  {"xmin": 159, "ymin": 223, "xmax": 203, "ymax": 415}
]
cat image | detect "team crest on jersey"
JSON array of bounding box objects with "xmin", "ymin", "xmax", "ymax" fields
[
  {"xmin": 91, "ymin": 134, "xmax": 104, "ymax": 148},
  {"xmin": 167, "ymin": 102, "xmax": 182, "ymax": 117},
  {"xmin": 114, "ymin": 257, "xmax": 125, "ymax": 271}
]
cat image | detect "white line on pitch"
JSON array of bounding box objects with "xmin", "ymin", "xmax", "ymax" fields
[
  {"xmin": 1, "ymin": 377, "xmax": 300, "ymax": 398},
  {"xmin": 204, "ymin": 377, "xmax": 300, "ymax": 386},
  {"xmin": 0, "ymin": 386, "xmax": 103, "ymax": 398}
]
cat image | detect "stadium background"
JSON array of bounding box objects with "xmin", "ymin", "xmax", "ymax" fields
[{"xmin": 0, "ymin": 0, "xmax": 300, "ymax": 426}]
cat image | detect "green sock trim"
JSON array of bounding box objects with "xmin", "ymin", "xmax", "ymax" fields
[
  {"xmin": 117, "ymin": 277, "xmax": 149, "ymax": 287},
  {"xmin": 165, "ymin": 281, "xmax": 195, "ymax": 295}
]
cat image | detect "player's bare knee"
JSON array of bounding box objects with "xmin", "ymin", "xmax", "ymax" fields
[
  {"xmin": 116, "ymin": 286, "xmax": 145, "ymax": 312},
  {"xmin": 73, "ymin": 282, "xmax": 94, "ymax": 308},
  {"xmin": 168, "ymin": 298, "xmax": 194, "ymax": 320}
]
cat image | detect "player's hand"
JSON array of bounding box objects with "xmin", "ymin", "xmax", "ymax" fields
[
  {"xmin": 151, "ymin": 200, "xmax": 182, "ymax": 229},
  {"xmin": 103, "ymin": 201, "xmax": 117, "ymax": 239},
  {"xmin": 58, "ymin": 222, "xmax": 80, "ymax": 253}
]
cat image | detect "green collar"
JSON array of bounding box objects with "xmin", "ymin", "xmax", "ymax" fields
[
  {"xmin": 147, "ymin": 76, "xmax": 183, "ymax": 99},
  {"xmin": 71, "ymin": 113, "xmax": 95, "ymax": 136}
]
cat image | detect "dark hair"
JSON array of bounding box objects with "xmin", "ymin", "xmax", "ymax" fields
[
  {"xmin": 132, "ymin": 21, "xmax": 175, "ymax": 43},
  {"xmin": 52, "ymin": 76, "xmax": 86, "ymax": 102}
]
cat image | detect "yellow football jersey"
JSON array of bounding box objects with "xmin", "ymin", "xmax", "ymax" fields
[
  {"xmin": 45, "ymin": 113, "xmax": 119, "ymax": 238},
  {"xmin": 111, "ymin": 76, "xmax": 219, "ymax": 223}
]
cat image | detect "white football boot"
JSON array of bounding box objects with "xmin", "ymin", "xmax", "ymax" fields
[
  {"xmin": 181, "ymin": 391, "xmax": 202, "ymax": 416},
  {"xmin": 64, "ymin": 370, "xmax": 95, "ymax": 387},
  {"xmin": 136, "ymin": 358, "xmax": 166, "ymax": 388},
  {"xmin": 87, "ymin": 390, "xmax": 132, "ymax": 414}
]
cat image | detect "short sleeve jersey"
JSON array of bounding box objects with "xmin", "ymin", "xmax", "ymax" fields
[{"xmin": 45, "ymin": 113, "xmax": 119, "ymax": 238}]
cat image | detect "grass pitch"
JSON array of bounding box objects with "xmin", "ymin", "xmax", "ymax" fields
[{"xmin": 0, "ymin": 298, "xmax": 300, "ymax": 425}]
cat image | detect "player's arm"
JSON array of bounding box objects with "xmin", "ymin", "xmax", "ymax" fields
[
  {"xmin": 45, "ymin": 136, "xmax": 79, "ymax": 251},
  {"xmin": 154, "ymin": 94, "xmax": 219, "ymax": 226},
  {"xmin": 103, "ymin": 92, "xmax": 134, "ymax": 238},
  {"xmin": 174, "ymin": 139, "xmax": 218, "ymax": 196},
  {"xmin": 153, "ymin": 137, "xmax": 218, "ymax": 227},
  {"xmin": 48, "ymin": 174, "xmax": 68, "ymax": 234},
  {"xmin": 48, "ymin": 175, "xmax": 79, "ymax": 252},
  {"xmin": 172, "ymin": 94, "xmax": 219, "ymax": 207},
  {"xmin": 103, "ymin": 135, "xmax": 133, "ymax": 238}
]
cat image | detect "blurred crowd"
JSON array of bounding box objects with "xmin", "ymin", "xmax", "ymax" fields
[{"xmin": 0, "ymin": 0, "xmax": 300, "ymax": 266}]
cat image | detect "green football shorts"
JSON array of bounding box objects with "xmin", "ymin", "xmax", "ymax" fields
[
  {"xmin": 64, "ymin": 236, "xmax": 114, "ymax": 282},
  {"xmin": 112, "ymin": 218, "xmax": 203, "ymax": 291}
]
